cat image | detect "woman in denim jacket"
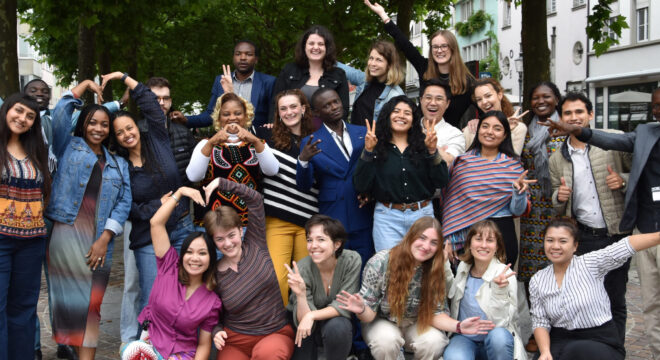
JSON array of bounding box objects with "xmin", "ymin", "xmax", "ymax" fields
[
  {"xmin": 46, "ymin": 80, "xmax": 131, "ymax": 360},
  {"xmin": 337, "ymin": 40, "xmax": 404, "ymax": 126}
]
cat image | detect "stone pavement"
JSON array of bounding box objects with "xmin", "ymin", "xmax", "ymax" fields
[{"xmin": 37, "ymin": 235, "xmax": 655, "ymax": 359}]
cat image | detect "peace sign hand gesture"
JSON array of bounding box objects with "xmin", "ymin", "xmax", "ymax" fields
[
  {"xmin": 284, "ymin": 261, "xmax": 307, "ymax": 297},
  {"xmin": 299, "ymin": 135, "xmax": 322, "ymax": 162},
  {"xmin": 493, "ymin": 263, "xmax": 517, "ymax": 288},
  {"xmin": 424, "ymin": 118, "xmax": 438, "ymax": 154},
  {"xmin": 507, "ymin": 107, "xmax": 529, "ymax": 130},
  {"xmin": 513, "ymin": 170, "xmax": 537, "ymax": 194},
  {"xmin": 364, "ymin": 119, "xmax": 378, "ymax": 152},
  {"xmin": 220, "ymin": 64, "xmax": 234, "ymax": 94}
]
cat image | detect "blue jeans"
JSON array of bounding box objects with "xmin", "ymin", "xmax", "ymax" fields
[
  {"xmin": 0, "ymin": 236, "xmax": 46, "ymax": 360},
  {"xmin": 373, "ymin": 201, "xmax": 434, "ymax": 252},
  {"xmin": 134, "ymin": 216, "xmax": 193, "ymax": 311},
  {"xmin": 443, "ymin": 327, "xmax": 514, "ymax": 360}
]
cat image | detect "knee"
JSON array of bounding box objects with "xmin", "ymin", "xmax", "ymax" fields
[
  {"xmin": 485, "ymin": 327, "xmax": 513, "ymax": 349},
  {"xmin": 366, "ymin": 328, "xmax": 403, "ymax": 356},
  {"xmin": 443, "ymin": 338, "xmax": 472, "ymax": 360},
  {"xmin": 321, "ymin": 317, "xmax": 352, "ymax": 342},
  {"xmin": 410, "ymin": 328, "xmax": 448, "ymax": 358}
]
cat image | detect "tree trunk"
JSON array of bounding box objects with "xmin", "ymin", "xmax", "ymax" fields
[
  {"xmin": 77, "ymin": 16, "xmax": 96, "ymax": 103},
  {"xmin": 521, "ymin": 1, "xmax": 551, "ymax": 114},
  {"xmin": 394, "ymin": 0, "xmax": 414, "ymax": 82},
  {"xmin": 0, "ymin": 0, "xmax": 19, "ymax": 98},
  {"xmin": 99, "ymin": 48, "xmax": 113, "ymax": 101}
]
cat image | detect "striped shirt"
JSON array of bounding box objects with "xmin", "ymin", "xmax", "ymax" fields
[
  {"xmin": 530, "ymin": 238, "xmax": 635, "ymax": 331},
  {"xmin": 213, "ymin": 178, "xmax": 288, "ymax": 335},
  {"xmin": 256, "ymin": 128, "xmax": 319, "ymax": 227}
]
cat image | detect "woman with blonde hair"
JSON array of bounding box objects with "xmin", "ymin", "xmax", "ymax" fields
[
  {"xmin": 337, "ymin": 217, "xmax": 494, "ymax": 359},
  {"xmin": 337, "ymin": 40, "xmax": 405, "ymax": 124},
  {"xmin": 365, "ymin": 0, "xmax": 475, "ymax": 128},
  {"xmin": 186, "ymin": 92, "xmax": 278, "ymax": 226}
]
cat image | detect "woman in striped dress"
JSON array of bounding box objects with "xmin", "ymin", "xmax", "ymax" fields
[
  {"xmin": 255, "ymin": 89, "xmax": 318, "ymax": 305},
  {"xmin": 442, "ymin": 111, "xmax": 534, "ymax": 266}
]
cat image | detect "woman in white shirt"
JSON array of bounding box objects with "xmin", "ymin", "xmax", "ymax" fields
[{"xmin": 531, "ymin": 218, "xmax": 660, "ymax": 360}]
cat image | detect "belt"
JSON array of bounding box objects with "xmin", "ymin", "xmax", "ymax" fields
[
  {"xmin": 577, "ymin": 221, "xmax": 608, "ymax": 237},
  {"xmin": 381, "ymin": 200, "xmax": 431, "ymax": 212},
  {"xmin": 178, "ymin": 210, "xmax": 190, "ymax": 221}
]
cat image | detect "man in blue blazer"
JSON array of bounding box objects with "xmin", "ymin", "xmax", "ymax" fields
[
  {"xmin": 184, "ymin": 40, "xmax": 276, "ymax": 128},
  {"xmin": 296, "ymin": 88, "xmax": 374, "ymax": 266},
  {"xmin": 544, "ymin": 87, "xmax": 660, "ymax": 357}
]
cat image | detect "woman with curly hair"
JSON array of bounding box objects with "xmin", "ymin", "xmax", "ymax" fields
[
  {"xmin": 337, "ymin": 217, "xmax": 495, "ymax": 360},
  {"xmin": 186, "ymin": 92, "xmax": 279, "ymax": 226},
  {"xmin": 255, "ymin": 89, "xmax": 319, "ymax": 304},
  {"xmin": 270, "ymin": 25, "xmax": 350, "ymax": 128},
  {"xmin": 353, "ymin": 96, "xmax": 448, "ymax": 251}
]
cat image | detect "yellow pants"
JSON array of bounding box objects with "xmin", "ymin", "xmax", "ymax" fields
[{"xmin": 266, "ymin": 216, "xmax": 308, "ymax": 306}]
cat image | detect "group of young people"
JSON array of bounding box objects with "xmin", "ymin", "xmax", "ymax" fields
[{"xmin": 2, "ymin": 1, "xmax": 659, "ymax": 360}]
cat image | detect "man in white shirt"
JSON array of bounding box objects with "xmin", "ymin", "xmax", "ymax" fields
[{"xmin": 419, "ymin": 79, "xmax": 465, "ymax": 164}]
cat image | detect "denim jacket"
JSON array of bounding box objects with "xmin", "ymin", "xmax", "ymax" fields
[
  {"xmin": 45, "ymin": 92, "xmax": 131, "ymax": 239},
  {"xmin": 337, "ymin": 62, "xmax": 404, "ymax": 122}
]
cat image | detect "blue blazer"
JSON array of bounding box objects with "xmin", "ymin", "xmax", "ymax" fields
[
  {"xmin": 187, "ymin": 71, "xmax": 276, "ymax": 128},
  {"xmin": 296, "ymin": 123, "xmax": 373, "ymax": 233}
]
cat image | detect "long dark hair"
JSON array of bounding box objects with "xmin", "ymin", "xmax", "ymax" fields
[
  {"xmin": 374, "ymin": 96, "xmax": 426, "ymax": 163},
  {"xmin": 0, "ymin": 93, "xmax": 51, "ymax": 200},
  {"xmin": 73, "ymin": 104, "xmax": 115, "ymax": 150},
  {"xmin": 467, "ymin": 110, "xmax": 517, "ymax": 158},
  {"xmin": 294, "ymin": 25, "xmax": 337, "ymax": 71},
  {"xmin": 178, "ymin": 231, "xmax": 217, "ymax": 290},
  {"xmin": 111, "ymin": 110, "xmax": 165, "ymax": 179}
]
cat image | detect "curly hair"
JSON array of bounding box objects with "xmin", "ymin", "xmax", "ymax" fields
[
  {"xmin": 294, "ymin": 25, "xmax": 337, "ymax": 71},
  {"xmin": 472, "ymin": 78, "xmax": 514, "ymax": 117},
  {"xmin": 374, "ymin": 96, "xmax": 426, "ymax": 164},
  {"xmin": 211, "ymin": 93, "xmax": 254, "ymax": 131},
  {"xmin": 387, "ymin": 216, "xmax": 446, "ymax": 332},
  {"xmin": 528, "ymin": 81, "xmax": 562, "ymax": 114},
  {"xmin": 271, "ymin": 89, "xmax": 314, "ymax": 151},
  {"xmin": 423, "ymin": 30, "xmax": 474, "ymax": 96}
]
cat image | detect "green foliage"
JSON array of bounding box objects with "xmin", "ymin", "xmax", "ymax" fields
[
  {"xmin": 454, "ymin": 10, "xmax": 493, "ymax": 37},
  {"xmin": 587, "ymin": 0, "xmax": 629, "ymax": 56},
  {"xmin": 479, "ymin": 30, "xmax": 499, "ymax": 80}
]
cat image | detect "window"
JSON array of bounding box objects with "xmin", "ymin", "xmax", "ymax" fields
[
  {"xmin": 546, "ymin": 0, "xmax": 557, "ymax": 14},
  {"xmin": 637, "ymin": 7, "xmax": 648, "ymax": 42},
  {"xmin": 18, "ymin": 37, "xmax": 37, "ymax": 59},
  {"xmin": 503, "ymin": 1, "xmax": 512, "ymax": 27},
  {"xmin": 461, "ymin": 0, "xmax": 474, "ymax": 22},
  {"xmin": 606, "ymin": 17, "xmax": 619, "ymax": 41},
  {"xmin": 573, "ymin": 0, "xmax": 586, "ymax": 7},
  {"xmin": 462, "ymin": 39, "xmax": 491, "ymax": 62}
]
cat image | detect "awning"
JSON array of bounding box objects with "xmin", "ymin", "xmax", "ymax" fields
[{"xmin": 585, "ymin": 68, "xmax": 660, "ymax": 83}]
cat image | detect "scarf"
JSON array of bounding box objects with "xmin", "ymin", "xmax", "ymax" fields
[{"xmin": 525, "ymin": 111, "xmax": 559, "ymax": 198}]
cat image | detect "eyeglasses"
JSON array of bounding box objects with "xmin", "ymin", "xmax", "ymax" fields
[
  {"xmin": 156, "ymin": 96, "xmax": 172, "ymax": 103},
  {"xmin": 431, "ymin": 44, "xmax": 450, "ymax": 52}
]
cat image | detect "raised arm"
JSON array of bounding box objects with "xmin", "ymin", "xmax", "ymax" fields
[
  {"xmin": 336, "ymin": 62, "xmax": 366, "ymax": 87},
  {"xmin": 150, "ymin": 186, "xmax": 205, "ymax": 258}
]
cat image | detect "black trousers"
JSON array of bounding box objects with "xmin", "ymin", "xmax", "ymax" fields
[
  {"xmin": 575, "ymin": 227, "xmax": 630, "ymax": 346},
  {"xmin": 491, "ymin": 216, "xmax": 518, "ymax": 267},
  {"xmin": 548, "ymin": 320, "xmax": 624, "ymax": 360}
]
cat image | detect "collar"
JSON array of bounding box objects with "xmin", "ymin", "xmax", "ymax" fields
[
  {"xmin": 566, "ymin": 138, "xmax": 588, "ymax": 155},
  {"xmin": 323, "ymin": 120, "xmax": 347, "ymax": 137},
  {"xmin": 233, "ymin": 70, "xmax": 255, "ymax": 82}
]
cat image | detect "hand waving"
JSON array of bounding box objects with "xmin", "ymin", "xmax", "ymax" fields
[
  {"xmin": 364, "ymin": 0, "xmax": 389, "ymax": 22},
  {"xmin": 336, "ymin": 290, "xmax": 367, "ymax": 314}
]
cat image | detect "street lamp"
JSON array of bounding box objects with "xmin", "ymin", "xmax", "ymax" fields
[{"xmin": 514, "ymin": 46, "xmax": 523, "ymax": 106}]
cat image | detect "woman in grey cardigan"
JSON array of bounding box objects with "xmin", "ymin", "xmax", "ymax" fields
[{"xmin": 286, "ymin": 215, "xmax": 362, "ymax": 360}]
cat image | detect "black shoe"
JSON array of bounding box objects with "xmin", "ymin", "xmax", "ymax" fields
[
  {"xmin": 354, "ymin": 348, "xmax": 375, "ymax": 360},
  {"xmin": 34, "ymin": 349, "xmax": 42, "ymax": 360},
  {"xmin": 56, "ymin": 344, "xmax": 79, "ymax": 360}
]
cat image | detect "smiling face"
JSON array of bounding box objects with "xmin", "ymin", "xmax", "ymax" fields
[
  {"xmin": 305, "ymin": 34, "xmax": 326, "ymax": 62},
  {"xmin": 233, "ymin": 42, "xmax": 257, "ymax": 75},
  {"xmin": 84, "ymin": 110, "xmax": 110, "ymax": 151},
  {"xmin": 314, "ymin": 90, "xmax": 343, "ymax": 124},
  {"xmin": 544, "ymin": 226, "xmax": 578, "ymax": 266},
  {"xmin": 390, "ymin": 101, "xmax": 413, "ymax": 134},
  {"xmin": 420, "ymin": 85, "xmax": 450, "ymax": 122},
  {"xmin": 113, "ymin": 115, "xmax": 141, "ymax": 150},
  {"xmin": 560, "ymin": 99, "xmax": 593, "ymax": 128},
  {"xmin": 474, "ymin": 84, "xmax": 503, "ymax": 113},
  {"xmin": 430, "ymin": 34, "xmax": 452, "ymax": 66},
  {"xmin": 213, "ymin": 226, "xmax": 243, "ymax": 260},
  {"xmin": 220, "ymin": 100, "xmax": 247, "ymax": 128},
  {"xmin": 182, "ymin": 237, "xmax": 211, "ymax": 278},
  {"xmin": 531, "ymin": 85, "xmax": 558, "ymax": 118},
  {"xmin": 367, "ymin": 49, "xmax": 388, "ymax": 81},
  {"xmin": 477, "ymin": 116, "xmax": 506, "ymax": 150},
  {"xmin": 6, "ymin": 102, "xmax": 37, "ymax": 136},
  {"xmin": 469, "ymin": 229, "xmax": 498, "ymax": 265},
  {"xmin": 278, "ymin": 94, "xmax": 304, "ymax": 130},
  {"xmin": 306, "ymin": 224, "xmax": 340, "ymax": 265},
  {"xmin": 411, "ymin": 227, "xmax": 440, "ymax": 264},
  {"xmin": 25, "ymin": 81, "xmax": 51, "ymax": 111}
]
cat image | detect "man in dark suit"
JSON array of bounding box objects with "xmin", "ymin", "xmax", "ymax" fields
[
  {"xmin": 543, "ymin": 87, "xmax": 660, "ymax": 358},
  {"xmin": 296, "ymin": 88, "xmax": 374, "ymax": 267},
  {"xmin": 182, "ymin": 40, "xmax": 276, "ymax": 128}
]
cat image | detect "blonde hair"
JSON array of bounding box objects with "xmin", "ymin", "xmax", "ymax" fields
[
  {"xmin": 365, "ymin": 40, "xmax": 405, "ymax": 86},
  {"xmin": 211, "ymin": 92, "xmax": 255, "ymax": 131},
  {"xmin": 423, "ymin": 30, "xmax": 474, "ymax": 96}
]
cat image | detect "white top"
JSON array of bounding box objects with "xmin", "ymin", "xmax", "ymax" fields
[
  {"xmin": 431, "ymin": 118, "xmax": 465, "ymax": 157},
  {"xmin": 567, "ymin": 142, "xmax": 607, "ymax": 229},
  {"xmin": 530, "ymin": 238, "xmax": 635, "ymax": 331},
  {"xmin": 323, "ymin": 121, "xmax": 353, "ymax": 161}
]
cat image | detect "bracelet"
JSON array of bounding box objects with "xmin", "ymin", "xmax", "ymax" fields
[
  {"xmin": 358, "ymin": 304, "xmax": 367, "ymax": 315},
  {"xmin": 456, "ymin": 320, "xmax": 462, "ymax": 334},
  {"xmin": 170, "ymin": 193, "xmax": 179, "ymax": 203},
  {"xmin": 121, "ymin": 73, "xmax": 129, "ymax": 82}
]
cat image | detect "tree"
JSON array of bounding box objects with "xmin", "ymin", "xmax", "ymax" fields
[{"xmin": 0, "ymin": 0, "xmax": 20, "ymax": 98}]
